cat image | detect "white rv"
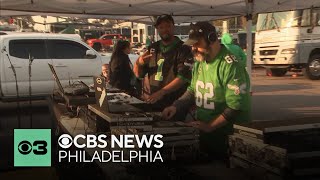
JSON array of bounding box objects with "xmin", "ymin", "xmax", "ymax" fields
[{"xmin": 253, "ymin": 8, "xmax": 320, "ymax": 80}]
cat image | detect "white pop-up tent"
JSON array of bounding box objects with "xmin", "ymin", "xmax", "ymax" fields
[
  {"xmin": 1, "ymin": 0, "xmax": 320, "ymax": 83},
  {"xmin": 1, "ymin": 0, "xmax": 319, "ymax": 17}
]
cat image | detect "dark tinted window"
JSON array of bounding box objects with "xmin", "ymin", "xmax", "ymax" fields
[
  {"xmin": 101, "ymin": 35, "xmax": 114, "ymax": 40},
  {"xmin": 49, "ymin": 40, "xmax": 88, "ymax": 59},
  {"xmin": 9, "ymin": 39, "xmax": 47, "ymax": 59}
]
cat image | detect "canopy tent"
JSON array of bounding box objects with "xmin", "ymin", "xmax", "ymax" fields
[
  {"xmin": 1, "ymin": 0, "xmax": 319, "ymax": 88},
  {"xmin": 0, "ymin": 10, "xmax": 233, "ymax": 25},
  {"xmin": 1, "ymin": 0, "xmax": 319, "ymax": 23}
]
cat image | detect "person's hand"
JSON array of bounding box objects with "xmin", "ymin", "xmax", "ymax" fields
[
  {"xmin": 187, "ymin": 121, "xmax": 213, "ymax": 133},
  {"xmin": 138, "ymin": 50, "xmax": 153, "ymax": 65},
  {"xmin": 162, "ymin": 106, "xmax": 177, "ymax": 120},
  {"xmin": 146, "ymin": 89, "xmax": 166, "ymax": 104},
  {"xmin": 140, "ymin": 92, "xmax": 149, "ymax": 101}
]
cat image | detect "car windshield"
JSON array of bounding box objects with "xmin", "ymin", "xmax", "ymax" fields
[{"xmin": 257, "ymin": 10, "xmax": 306, "ymax": 31}]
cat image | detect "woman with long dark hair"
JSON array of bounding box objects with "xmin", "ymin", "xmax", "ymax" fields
[{"xmin": 109, "ymin": 40, "xmax": 136, "ymax": 94}]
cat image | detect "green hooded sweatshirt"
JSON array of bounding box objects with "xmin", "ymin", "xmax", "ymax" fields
[{"xmin": 221, "ymin": 33, "xmax": 247, "ymax": 67}]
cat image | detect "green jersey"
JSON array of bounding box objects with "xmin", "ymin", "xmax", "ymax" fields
[
  {"xmin": 188, "ymin": 45, "xmax": 250, "ymax": 122},
  {"xmin": 140, "ymin": 37, "xmax": 193, "ymax": 109},
  {"xmin": 188, "ymin": 45, "xmax": 251, "ymax": 154}
]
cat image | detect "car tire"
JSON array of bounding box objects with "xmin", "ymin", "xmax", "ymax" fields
[
  {"xmin": 303, "ymin": 54, "xmax": 320, "ymax": 80},
  {"xmin": 266, "ymin": 68, "xmax": 287, "ymax": 77}
]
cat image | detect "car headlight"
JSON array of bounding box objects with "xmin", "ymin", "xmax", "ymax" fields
[{"xmin": 281, "ymin": 48, "xmax": 296, "ymax": 54}]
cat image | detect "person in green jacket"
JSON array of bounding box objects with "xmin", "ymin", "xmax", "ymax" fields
[
  {"xmin": 162, "ymin": 22, "xmax": 251, "ymax": 160},
  {"xmin": 221, "ymin": 33, "xmax": 247, "ymax": 67}
]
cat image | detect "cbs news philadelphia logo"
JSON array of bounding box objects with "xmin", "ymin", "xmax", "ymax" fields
[{"xmin": 14, "ymin": 129, "xmax": 51, "ymax": 167}]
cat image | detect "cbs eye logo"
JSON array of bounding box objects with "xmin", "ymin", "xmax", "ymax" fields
[
  {"xmin": 58, "ymin": 134, "xmax": 73, "ymax": 149},
  {"xmin": 18, "ymin": 140, "xmax": 48, "ymax": 155}
]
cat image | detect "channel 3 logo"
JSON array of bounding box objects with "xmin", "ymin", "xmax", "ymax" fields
[
  {"xmin": 18, "ymin": 140, "xmax": 47, "ymax": 155},
  {"xmin": 14, "ymin": 129, "xmax": 51, "ymax": 167}
]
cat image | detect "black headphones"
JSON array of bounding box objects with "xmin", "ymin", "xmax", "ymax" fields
[
  {"xmin": 207, "ymin": 31, "xmax": 217, "ymax": 43},
  {"xmin": 189, "ymin": 26, "xmax": 218, "ymax": 44}
]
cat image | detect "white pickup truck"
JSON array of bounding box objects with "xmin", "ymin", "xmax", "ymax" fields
[{"xmin": 0, "ymin": 32, "xmax": 138, "ymax": 101}]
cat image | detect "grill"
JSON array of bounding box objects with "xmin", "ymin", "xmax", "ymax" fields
[
  {"xmin": 261, "ymin": 58, "xmax": 275, "ymax": 61},
  {"xmin": 260, "ymin": 50, "xmax": 278, "ymax": 56}
]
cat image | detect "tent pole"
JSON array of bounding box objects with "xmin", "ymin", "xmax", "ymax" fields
[
  {"xmin": 155, "ymin": 28, "xmax": 158, "ymax": 41},
  {"xmin": 151, "ymin": 15, "xmax": 158, "ymax": 42},
  {"xmin": 246, "ymin": 0, "xmax": 253, "ymax": 93}
]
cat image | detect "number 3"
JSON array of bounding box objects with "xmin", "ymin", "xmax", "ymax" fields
[
  {"xmin": 33, "ymin": 140, "xmax": 47, "ymax": 155},
  {"xmin": 195, "ymin": 81, "xmax": 215, "ymax": 109}
]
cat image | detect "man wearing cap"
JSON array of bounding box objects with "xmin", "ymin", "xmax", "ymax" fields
[
  {"xmin": 162, "ymin": 22, "xmax": 251, "ymax": 158},
  {"xmin": 133, "ymin": 15, "xmax": 193, "ymax": 113}
]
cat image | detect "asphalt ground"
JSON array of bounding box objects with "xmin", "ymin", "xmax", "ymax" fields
[{"xmin": 251, "ymin": 68, "xmax": 320, "ymax": 121}]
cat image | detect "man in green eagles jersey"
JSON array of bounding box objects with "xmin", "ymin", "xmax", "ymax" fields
[{"xmin": 162, "ymin": 22, "xmax": 251, "ymax": 158}]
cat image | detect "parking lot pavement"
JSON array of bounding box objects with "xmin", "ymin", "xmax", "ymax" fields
[
  {"xmin": 251, "ymin": 68, "xmax": 320, "ymax": 121},
  {"xmin": 0, "ymin": 100, "xmax": 53, "ymax": 133}
]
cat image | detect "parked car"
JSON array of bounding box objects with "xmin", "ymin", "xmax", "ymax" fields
[
  {"xmin": 0, "ymin": 31, "xmax": 103, "ymax": 101},
  {"xmin": 86, "ymin": 34, "xmax": 123, "ymax": 51}
]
